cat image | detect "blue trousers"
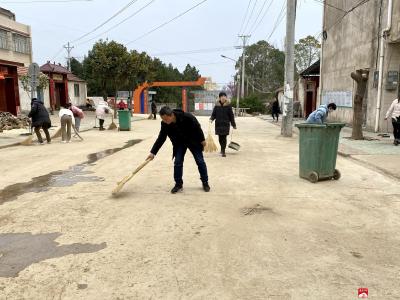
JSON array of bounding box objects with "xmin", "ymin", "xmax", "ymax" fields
[{"xmin": 174, "ymin": 145, "xmax": 208, "ymax": 185}]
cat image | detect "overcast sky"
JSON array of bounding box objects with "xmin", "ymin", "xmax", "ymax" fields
[{"xmin": 1, "ymin": 0, "xmax": 322, "ymax": 87}]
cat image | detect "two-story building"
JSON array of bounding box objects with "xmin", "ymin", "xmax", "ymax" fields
[
  {"xmin": 320, "ymin": 0, "xmax": 400, "ymax": 132},
  {"xmin": 0, "ymin": 7, "xmax": 32, "ymax": 115}
]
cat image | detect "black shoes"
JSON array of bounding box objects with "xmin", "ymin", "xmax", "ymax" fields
[
  {"xmin": 202, "ymin": 182, "xmax": 210, "ymax": 192},
  {"xmin": 394, "ymin": 140, "xmax": 399, "ymax": 146},
  {"xmin": 171, "ymin": 184, "xmax": 183, "ymax": 194}
]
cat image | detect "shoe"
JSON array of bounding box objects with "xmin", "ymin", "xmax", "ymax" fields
[
  {"xmin": 47, "ymin": 141, "xmax": 51, "ymax": 144},
  {"xmin": 61, "ymin": 141, "xmax": 67, "ymax": 143},
  {"xmin": 222, "ymin": 153, "xmax": 226, "ymax": 157},
  {"xmin": 99, "ymin": 127, "xmax": 105, "ymax": 131},
  {"xmin": 39, "ymin": 141, "xmax": 45, "ymax": 145},
  {"xmin": 202, "ymin": 182, "xmax": 210, "ymax": 192},
  {"xmin": 171, "ymin": 184, "xmax": 183, "ymax": 194},
  {"xmin": 394, "ymin": 140, "xmax": 399, "ymax": 146},
  {"xmin": 67, "ymin": 140, "xmax": 71, "ymax": 143}
]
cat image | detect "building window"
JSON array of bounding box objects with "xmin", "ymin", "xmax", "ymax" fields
[
  {"xmin": 13, "ymin": 34, "xmax": 30, "ymax": 54},
  {"xmin": 74, "ymin": 83, "xmax": 80, "ymax": 97},
  {"xmin": 0, "ymin": 30, "xmax": 8, "ymax": 50}
]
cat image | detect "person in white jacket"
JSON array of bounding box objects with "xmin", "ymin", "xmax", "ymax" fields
[
  {"xmin": 59, "ymin": 104, "xmax": 75, "ymax": 143},
  {"xmin": 384, "ymin": 98, "xmax": 400, "ymax": 146}
]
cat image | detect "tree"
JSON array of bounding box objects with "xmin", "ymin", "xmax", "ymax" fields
[
  {"xmin": 20, "ymin": 73, "xmax": 49, "ymax": 98},
  {"xmin": 70, "ymin": 57, "xmax": 84, "ymax": 78},
  {"xmin": 351, "ymin": 69, "xmax": 369, "ymax": 140},
  {"xmin": 294, "ymin": 35, "xmax": 321, "ymax": 73},
  {"xmin": 238, "ymin": 40, "xmax": 285, "ymax": 97}
]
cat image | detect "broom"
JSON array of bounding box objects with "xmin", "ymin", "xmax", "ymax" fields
[
  {"xmin": 112, "ymin": 158, "xmax": 152, "ymax": 195},
  {"xmin": 108, "ymin": 113, "xmax": 117, "ymax": 130},
  {"xmin": 204, "ymin": 122, "xmax": 218, "ymax": 153},
  {"xmin": 21, "ymin": 126, "xmax": 61, "ymax": 145}
]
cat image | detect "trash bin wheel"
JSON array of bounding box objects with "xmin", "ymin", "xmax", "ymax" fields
[
  {"xmin": 333, "ymin": 169, "xmax": 341, "ymax": 180},
  {"xmin": 308, "ymin": 172, "xmax": 319, "ymax": 183}
]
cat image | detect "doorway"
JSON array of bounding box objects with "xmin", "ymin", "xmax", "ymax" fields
[{"xmin": 54, "ymin": 82, "xmax": 66, "ymax": 109}]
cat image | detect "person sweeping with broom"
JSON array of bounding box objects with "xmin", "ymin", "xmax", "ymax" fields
[
  {"xmin": 147, "ymin": 106, "xmax": 210, "ymax": 194},
  {"xmin": 210, "ymin": 92, "xmax": 237, "ymax": 157}
]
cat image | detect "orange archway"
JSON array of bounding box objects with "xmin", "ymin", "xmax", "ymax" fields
[{"xmin": 133, "ymin": 77, "xmax": 206, "ymax": 114}]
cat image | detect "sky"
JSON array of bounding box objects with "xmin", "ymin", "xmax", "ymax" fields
[{"xmin": 1, "ymin": 0, "xmax": 322, "ymax": 88}]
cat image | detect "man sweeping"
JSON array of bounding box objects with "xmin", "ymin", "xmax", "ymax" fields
[{"xmin": 147, "ymin": 106, "xmax": 210, "ymax": 194}]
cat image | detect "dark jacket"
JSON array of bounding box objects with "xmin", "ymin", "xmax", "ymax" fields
[
  {"xmin": 28, "ymin": 99, "xmax": 51, "ymax": 128},
  {"xmin": 150, "ymin": 109, "xmax": 205, "ymax": 156},
  {"xmin": 151, "ymin": 102, "xmax": 157, "ymax": 114},
  {"xmin": 272, "ymin": 100, "xmax": 280, "ymax": 114},
  {"xmin": 210, "ymin": 101, "xmax": 236, "ymax": 136}
]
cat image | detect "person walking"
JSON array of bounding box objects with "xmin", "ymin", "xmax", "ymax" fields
[
  {"xmin": 307, "ymin": 103, "xmax": 337, "ymax": 124},
  {"xmin": 59, "ymin": 104, "xmax": 75, "ymax": 143},
  {"xmin": 384, "ymin": 97, "xmax": 400, "ymax": 146},
  {"xmin": 210, "ymin": 92, "xmax": 236, "ymax": 157},
  {"xmin": 271, "ymin": 97, "xmax": 281, "ymax": 122},
  {"xmin": 28, "ymin": 98, "xmax": 51, "ymax": 145},
  {"xmin": 96, "ymin": 101, "xmax": 109, "ymax": 131},
  {"xmin": 151, "ymin": 101, "xmax": 157, "ymax": 120},
  {"xmin": 68, "ymin": 103, "xmax": 84, "ymax": 132},
  {"xmin": 147, "ymin": 106, "xmax": 210, "ymax": 194}
]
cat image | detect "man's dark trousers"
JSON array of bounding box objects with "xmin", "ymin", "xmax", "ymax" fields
[{"xmin": 174, "ymin": 145, "xmax": 208, "ymax": 185}]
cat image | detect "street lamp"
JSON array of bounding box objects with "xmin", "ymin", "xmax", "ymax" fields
[{"xmin": 221, "ymin": 54, "xmax": 240, "ymax": 115}]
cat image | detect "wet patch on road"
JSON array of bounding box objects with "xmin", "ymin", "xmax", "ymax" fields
[
  {"xmin": 0, "ymin": 232, "xmax": 106, "ymax": 278},
  {"xmin": 241, "ymin": 204, "xmax": 276, "ymax": 216},
  {"xmin": 0, "ymin": 139, "xmax": 142, "ymax": 204}
]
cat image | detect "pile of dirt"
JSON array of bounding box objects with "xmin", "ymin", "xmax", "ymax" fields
[{"xmin": 0, "ymin": 112, "xmax": 30, "ymax": 132}]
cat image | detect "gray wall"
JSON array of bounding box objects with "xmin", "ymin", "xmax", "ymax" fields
[{"xmin": 321, "ymin": 0, "xmax": 400, "ymax": 131}]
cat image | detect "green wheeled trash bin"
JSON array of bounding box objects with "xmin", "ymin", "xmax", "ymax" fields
[
  {"xmin": 118, "ymin": 110, "xmax": 131, "ymax": 131},
  {"xmin": 295, "ymin": 123, "xmax": 345, "ymax": 183}
]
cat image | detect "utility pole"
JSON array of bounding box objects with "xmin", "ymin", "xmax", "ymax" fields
[
  {"xmin": 236, "ymin": 75, "xmax": 240, "ymax": 116},
  {"xmin": 281, "ymin": 0, "xmax": 296, "ymax": 137},
  {"xmin": 238, "ymin": 35, "xmax": 250, "ymax": 99},
  {"xmin": 64, "ymin": 42, "xmax": 74, "ymax": 71}
]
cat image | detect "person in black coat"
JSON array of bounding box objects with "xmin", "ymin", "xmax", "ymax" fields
[
  {"xmin": 271, "ymin": 97, "xmax": 281, "ymax": 122},
  {"xmin": 147, "ymin": 106, "xmax": 210, "ymax": 194},
  {"xmin": 28, "ymin": 98, "xmax": 51, "ymax": 144},
  {"xmin": 151, "ymin": 101, "xmax": 157, "ymax": 120},
  {"xmin": 210, "ymin": 92, "xmax": 236, "ymax": 157}
]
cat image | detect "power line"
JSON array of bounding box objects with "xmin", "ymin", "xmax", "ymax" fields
[
  {"xmin": 70, "ymin": 0, "xmax": 139, "ymax": 43},
  {"xmin": 76, "ymin": 0, "xmax": 155, "ymax": 46},
  {"xmin": 150, "ymin": 46, "xmax": 240, "ymax": 56},
  {"xmin": 125, "ymin": 0, "xmax": 208, "ymax": 45},
  {"xmin": 0, "ymin": 0, "xmax": 92, "ymax": 2},
  {"xmin": 238, "ymin": 0, "xmax": 253, "ymax": 35},
  {"xmin": 248, "ymin": 0, "xmax": 274, "ymax": 35},
  {"xmin": 311, "ymin": 0, "xmax": 346, "ymax": 12},
  {"xmin": 242, "ymin": 0, "xmax": 258, "ymax": 34},
  {"xmin": 266, "ymin": 0, "xmax": 286, "ymax": 42}
]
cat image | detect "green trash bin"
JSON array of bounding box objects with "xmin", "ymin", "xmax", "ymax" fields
[
  {"xmin": 295, "ymin": 123, "xmax": 345, "ymax": 183},
  {"xmin": 118, "ymin": 110, "xmax": 131, "ymax": 131}
]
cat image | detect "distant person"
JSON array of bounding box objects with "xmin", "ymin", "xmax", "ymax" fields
[
  {"xmin": 151, "ymin": 101, "xmax": 157, "ymax": 120},
  {"xmin": 96, "ymin": 101, "xmax": 110, "ymax": 131},
  {"xmin": 271, "ymin": 97, "xmax": 281, "ymax": 122},
  {"xmin": 59, "ymin": 104, "xmax": 75, "ymax": 143},
  {"xmin": 210, "ymin": 92, "xmax": 236, "ymax": 157},
  {"xmin": 307, "ymin": 103, "xmax": 337, "ymax": 124},
  {"xmin": 68, "ymin": 103, "xmax": 84, "ymax": 132},
  {"xmin": 85, "ymin": 98, "xmax": 93, "ymax": 110},
  {"xmin": 28, "ymin": 98, "xmax": 51, "ymax": 145},
  {"xmin": 384, "ymin": 97, "xmax": 400, "ymax": 146},
  {"xmin": 117, "ymin": 100, "xmax": 127, "ymax": 110},
  {"xmin": 147, "ymin": 106, "xmax": 210, "ymax": 193}
]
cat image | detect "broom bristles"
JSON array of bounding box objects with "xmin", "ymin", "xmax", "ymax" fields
[
  {"xmin": 20, "ymin": 135, "xmax": 33, "ymax": 145},
  {"xmin": 204, "ymin": 133, "xmax": 218, "ymax": 153}
]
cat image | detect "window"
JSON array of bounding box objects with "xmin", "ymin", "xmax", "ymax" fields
[
  {"xmin": 74, "ymin": 83, "xmax": 80, "ymax": 97},
  {"xmin": 13, "ymin": 34, "xmax": 30, "ymax": 54},
  {"xmin": 0, "ymin": 30, "xmax": 8, "ymax": 50}
]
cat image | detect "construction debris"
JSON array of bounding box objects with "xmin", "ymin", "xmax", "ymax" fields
[{"xmin": 0, "ymin": 112, "xmax": 30, "ymax": 132}]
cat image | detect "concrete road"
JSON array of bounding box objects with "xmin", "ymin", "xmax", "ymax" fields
[{"xmin": 0, "ymin": 117, "xmax": 399, "ymax": 299}]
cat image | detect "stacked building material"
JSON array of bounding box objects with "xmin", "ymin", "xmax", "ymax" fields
[{"xmin": 0, "ymin": 112, "xmax": 30, "ymax": 132}]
